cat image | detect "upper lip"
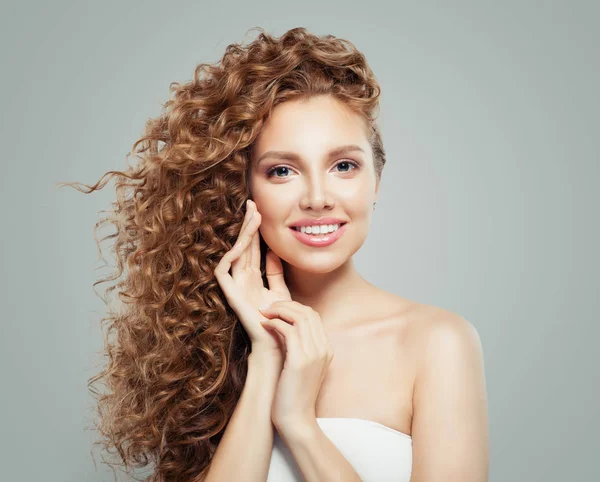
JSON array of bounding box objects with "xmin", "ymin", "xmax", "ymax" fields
[{"xmin": 289, "ymin": 217, "xmax": 348, "ymax": 228}]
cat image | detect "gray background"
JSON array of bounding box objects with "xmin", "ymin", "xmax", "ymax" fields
[{"xmin": 1, "ymin": 1, "xmax": 598, "ymax": 481}]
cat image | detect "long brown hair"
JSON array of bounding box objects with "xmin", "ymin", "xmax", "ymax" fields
[{"xmin": 59, "ymin": 26, "xmax": 386, "ymax": 481}]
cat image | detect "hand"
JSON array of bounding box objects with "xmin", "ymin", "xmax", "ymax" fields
[
  {"xmin": 213, "ymin": 199, "xmax": 291, "ymax": 362},
  {"xmin": 258, "ymin": 300, "xmax": 335, "ymax": 434}
]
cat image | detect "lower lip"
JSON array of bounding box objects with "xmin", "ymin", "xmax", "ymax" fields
[{"xmin": 289, "ymin": 223, "xmax": 348, "ymax": 247}]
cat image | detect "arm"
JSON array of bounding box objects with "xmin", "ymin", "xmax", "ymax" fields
[
  {"xmin": 278, "ymin": 421, "xmax": 362, "ymax": 482},
  {"xmin": 204, "ymin": 352, "xmax": 282, "ymax": 482},
  {"xmin": 410, "ymin": 314, "xmax": 490, "ymax": 482},
  {"xmin": 257, "ymin": 301, "xmax": 363, "ymax": 481}
]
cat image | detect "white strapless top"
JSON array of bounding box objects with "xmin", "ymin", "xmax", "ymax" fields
[{"xmin": 266, "ymin": 417, "xmax": 412, "ymax": 481}]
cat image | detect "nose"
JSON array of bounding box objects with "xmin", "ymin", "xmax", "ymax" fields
[{"xmin": 299, "ymin": 173, "xmax": 333, "ymax": 211}]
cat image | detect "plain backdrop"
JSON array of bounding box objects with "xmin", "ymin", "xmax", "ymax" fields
[{"xmin": 1, "ymin": 1, "xmax": 598, "ymax": 481}]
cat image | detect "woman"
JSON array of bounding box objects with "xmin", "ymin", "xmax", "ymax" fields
[{"xmin": 65, "ymin": 27, "xmax": 489, "ymax": 481}]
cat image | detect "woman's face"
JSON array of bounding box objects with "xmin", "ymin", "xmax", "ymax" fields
[{"xmin": 249, "ymin": 94, "xmax": 379, "ymax": 273}]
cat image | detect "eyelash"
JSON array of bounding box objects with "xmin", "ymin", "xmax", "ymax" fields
[{"xmin": 265, "ymin": 160, "xmax": 360, "ymax": 178}]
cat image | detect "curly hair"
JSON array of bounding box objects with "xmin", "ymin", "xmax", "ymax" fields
[{"xmin": 59, "ymin": 26, "xmax": 386, "ymax": 481}]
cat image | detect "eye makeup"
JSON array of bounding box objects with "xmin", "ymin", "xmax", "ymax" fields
[{"xmin": 265, "ymin": 159, "xmax": 361, "ymax": 178}]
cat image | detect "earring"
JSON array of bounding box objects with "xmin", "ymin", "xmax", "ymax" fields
[{"xmin": 373, "ymin": 202, "xmax": 377, "ymax": 210}]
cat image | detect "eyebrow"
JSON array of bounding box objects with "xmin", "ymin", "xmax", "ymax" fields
[{"xmin": 255, "ymin": 144, "xmax": 365, "ymax": 165}]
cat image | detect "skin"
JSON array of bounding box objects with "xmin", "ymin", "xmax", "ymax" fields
[
  {"xmin": 248, "ymin": 93, "xmax": 416, "ymax": 431},
  {"xmin": 248, "ymin": 94, "xmax": 489, "ymax": 479},
  {"xmin": 249, "ymin": 94, "xmax": 381, "ymax": 325}
]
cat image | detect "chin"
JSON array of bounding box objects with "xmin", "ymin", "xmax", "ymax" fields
[{"xmin": 281, "ymin": 251, "xmax": 349, "ymax": 274}]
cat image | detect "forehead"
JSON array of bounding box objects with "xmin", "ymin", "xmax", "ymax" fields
[{"xmin": 253, "ymin": 95, "xmax": 369, "ymax": 158}]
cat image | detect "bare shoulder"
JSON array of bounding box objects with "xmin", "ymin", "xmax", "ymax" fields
[
  {"xmin": 368, "ymin": 289, "xmax": 480, "ymax": 343},
  {"xmin": 401, "ymin": 301, "xmax": 483, "ymax": 365},
  {"xmin": 415, "ymin": 303, "xmax": 481, "ymax": 350},
  {"xmin": 381, "ymin": 295, "xmax": 484, "ymax": 384},
  {"xmin": 406, "ymin": 301, "xmax": 477, "ymax": 333},
  {"xmin": 405, "ymin": 302, "xmax": 490, "ymax": 478}
]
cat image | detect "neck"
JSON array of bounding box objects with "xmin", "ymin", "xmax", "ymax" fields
[{"xmin": 282, "ymin": 257, "xmax": 372, "ymax": 327}]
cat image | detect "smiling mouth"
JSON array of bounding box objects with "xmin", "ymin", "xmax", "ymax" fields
[
  {"xmin": 290, "ymin": 222, "xmax": 347, "ymax": 233},
  {"xmin": 288, "ymin": 222, "xmax": 348, "ymax": 247}
]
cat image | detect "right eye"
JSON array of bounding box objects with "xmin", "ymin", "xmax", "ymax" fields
[{"xmin": 266, "ymin": 165, "xmax": 293, "ymax": 178}]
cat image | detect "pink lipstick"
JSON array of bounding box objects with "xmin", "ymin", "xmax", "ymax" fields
[{"xmin": 289, "ymin": 223, "xmax": 348, "ymax": 247}]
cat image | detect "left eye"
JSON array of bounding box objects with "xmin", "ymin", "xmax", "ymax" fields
[
  {"xmin": 334, "ymin": 160, "xmax": 359, "ymax": 173},
  {"xmin": 266, "ymin": 160, "xmax": 359, "ymax": 178}
]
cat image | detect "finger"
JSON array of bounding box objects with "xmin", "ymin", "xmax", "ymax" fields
[
  {"xmin": 284, "ymin": 302, "xmax": 327, "ymax": 353},
  {"xmin": 307, "ymin": 306, "xmax": 328, "ymax": 350},
  {"xmin": 260, "ymin": 320, "xmax": 286, "ymax": 350},
  {"xmin": 260, "ymin": 318, "xmax": 304, "ymax": 363},
  {"xmin": 265, "ymin": 249, "xmax": 291, "ymax": 298},
  {"xmin": 249, "ymin": 210, "xmax": 261, "ymax": 271},
  {"xmin": 260, "ymin": 303, "xmax": 316, "ymax": 356},
  {"xmin": 233, "ymin": 200, "xmax": 254, "ymax": 250},
  {"xmin": 233, "ymin": 198, "xmax": 253, "ymax": 246},
  {"xmin": 316, "ymin": 323, "xmax": 330, "ymax": 353},
  {"xmin": 245, "ymin": 199, "xmax": 263, "ymax": 271},
  {"xmin": 243, "ymin": 199, "xmax": 258, "ymax": 270},
  {"xmin": 303, "ymin": 308, "xmax": 328, "ymax": 355},
  {"xmin": 231, "ymin": 208, "xmax": 260, "ymax": 278},
  {"xmin": 213, "ymin": 252, "xmax": 238, "ymax": 309},
  {"xmin": 215, "ymin": 202, "xmax": 254, "ymax": 286},
  {"xmin": 274, "ymin": 301, "xmax": 327, "ymax": 353},
  {"xmin": 239, "ymin": 199, "xmax": 254, "ymax": 238}
]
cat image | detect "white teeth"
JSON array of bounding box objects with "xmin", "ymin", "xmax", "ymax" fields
[{"xmin": 296, "ymin": 224, "xmax": 341, "ymax": 235}]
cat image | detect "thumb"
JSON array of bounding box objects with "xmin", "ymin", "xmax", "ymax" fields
[
  {"xmin": 261, "ymin": 319, "xmax": 286, "ymax": 350},
  {"xmin": 265, "ymin": 248, "xmax": 291, "ymax": 298}
]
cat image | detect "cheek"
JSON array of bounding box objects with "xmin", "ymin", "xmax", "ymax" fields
[
  {"xmin": 252, "ymin": 201, "xmax": 279, "ymax": 227},
  {"xmin": 252, "ymin": 192, "xmax": 296, "ymax": 226},
  {"xmin": 257, "ymin": 224, "xmax": 288, "ymax": 255},
  {"xmin": 341, "ymin": 184, "xmax": 373, "ymax": 207},
  {"xmin": 343, "ymin": 197, "xmax": 373, "ymax": 219},
  {"xmin": 249, "ymin": 182, "xmax": 280, "ymax": 210}
]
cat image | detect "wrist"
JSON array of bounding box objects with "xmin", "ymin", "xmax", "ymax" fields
[
  {"xmin": 276, "ymin": 417, "xmax": 320, "ymax": 444},
  {"xmin": 248, "ymin": 351, "xmax": 283, "ymax": 375},
  {"xmin": 249, "ymin": 345, "xmax": 282, "ymax": 363}
]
